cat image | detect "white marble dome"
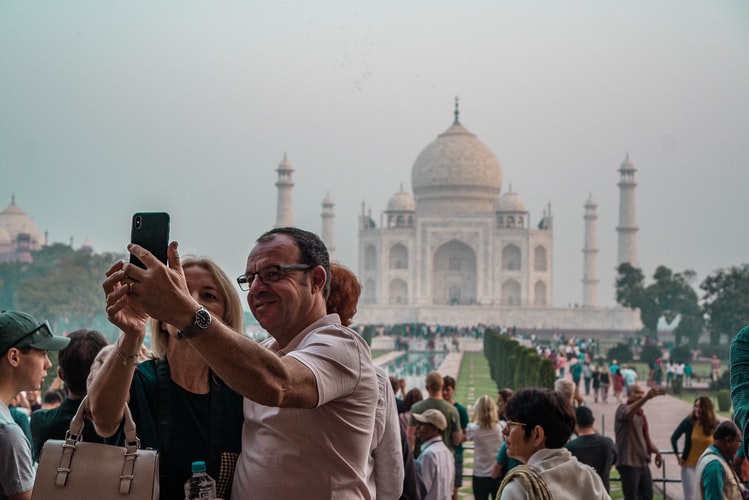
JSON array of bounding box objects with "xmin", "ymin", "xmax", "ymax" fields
[
  {"xmin": 411, "ymin": 118, "xmax": 502, "ymax": 213},
  {"xmin": 0, "ymin": 198, "xmax": 42, "ymax": 250},
  {"xmin": 387, "ymin": 187, "xmax": 415, "ymax": 212},
  {"xmin": 497, "ymin": 189, "xmax": 526, "ymax": 212}
]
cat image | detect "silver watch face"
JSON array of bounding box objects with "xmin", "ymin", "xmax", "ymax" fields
[{"xmin": 195, "ymin": 307, "xmax": 211, "ymax": 329}]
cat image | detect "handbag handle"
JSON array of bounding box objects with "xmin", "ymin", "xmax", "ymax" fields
[
  {"xmin": 59, "ymin": 395, "xmax": 142, "ymax": 494},
  {"xmin": 67, "ymin": 395, "xmax": 138, "ymax": 445}
]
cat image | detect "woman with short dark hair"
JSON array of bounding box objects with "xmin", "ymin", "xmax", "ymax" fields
[{"xmin": 498, "ymin": 388, "xmax": 609, "ymax": 499}]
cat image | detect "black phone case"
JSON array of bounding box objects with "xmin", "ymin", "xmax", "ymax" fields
[{"xmin": 130, "ymin": 212, "xmax": 170, "ymax": 269}]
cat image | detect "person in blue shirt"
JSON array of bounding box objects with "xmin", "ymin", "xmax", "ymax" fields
[{"xmin": 695, "ymin": 421, "xmax": 744, "ymax": 500}]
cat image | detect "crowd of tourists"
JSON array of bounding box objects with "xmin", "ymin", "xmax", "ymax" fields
[{"xmin": 1, "ymin": 224, "xmax": 748, "ymax": 499}]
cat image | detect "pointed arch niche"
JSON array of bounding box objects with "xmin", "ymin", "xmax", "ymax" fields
[
  {"xmin": 389, "ymin": 279, "xmax": 408, "ymax": 304},
  {"xmin": 363, "ymin": 278, "xmax": 376, "ymax": 304},
  {"xmin": 534, "ymin": 245, "xmax": 548, "ymax": 272},
  {"xmin": 431, "ymin": 240, "xmax": 477, "ymax": 305},
  {"xmin": 364, "ymin": 244, "xmax": 377, "ymax": 270},
  {"xmin": 502, "ymin": 244, "xmax": 522, "ymax": 270},
  {"xmin": 502, "ymin": 280, "xmax": 521, "ymax": 305},
  {"xmin": 534, "ymin": 280, "xmax": 547, "ymax": 306},
  {"xmin": 389, "ymin": 243, "xmax": 408, "ymax": 269}
]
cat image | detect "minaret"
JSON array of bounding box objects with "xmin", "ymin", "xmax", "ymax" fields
[
  {"xmin": 616, "ymin": 153, "xmax": 639, "ymax": 267},
  {"xmin": 582, "ymin": 194, "xmax": 599, "ymax": 307},
  {"xmin": 275, "ymin": 153, "xmax": 294, "ymax": 227},
  {"xmin": 321, "ymin": 192, "xmax": 335, "ymax": 257}
]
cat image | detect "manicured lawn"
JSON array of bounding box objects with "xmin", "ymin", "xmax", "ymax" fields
[{"xmin": 455, "ymin": 352, "xmax": 498, "ymax": 411}]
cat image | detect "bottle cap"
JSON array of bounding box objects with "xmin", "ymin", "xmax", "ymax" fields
[{"xmin": 191, "ymin": 461, "xmax": 207, "ymax": 473}]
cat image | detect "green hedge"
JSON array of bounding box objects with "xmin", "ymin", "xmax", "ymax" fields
[{"xmin": 484, "ymin": 329, "xmax": 555, "ymax": 390}]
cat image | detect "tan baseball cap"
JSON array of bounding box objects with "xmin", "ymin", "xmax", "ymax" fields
[{"xmin": 413, "ymin": 409, "xmax": 447, "ymax": 431}]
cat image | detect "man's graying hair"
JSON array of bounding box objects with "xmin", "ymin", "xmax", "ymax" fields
[{"xmin": 257, "ymin": 227, "xmax": 331, "ymax": 299}]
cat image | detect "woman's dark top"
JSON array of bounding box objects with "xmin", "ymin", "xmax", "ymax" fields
[{"xmin": 122, "ymin": 359, "xmax": 243, "ymax": 500}]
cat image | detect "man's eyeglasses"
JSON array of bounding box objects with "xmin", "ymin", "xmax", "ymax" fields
[
  {"xmin": 504, "ymin": 419, "xmax": 526, "ymax": 432},
  {"xmin": 8, "ymin": 321, "xmax": 53, "ymax": 350},
  {"xmin": 236, "ymin": 264, "xmax": 313, "ymax": 291}
]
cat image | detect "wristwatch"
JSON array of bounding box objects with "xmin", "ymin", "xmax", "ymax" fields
[{"xmin": 179, "ymin": 305, "xmax": 211, "ymax": 339}]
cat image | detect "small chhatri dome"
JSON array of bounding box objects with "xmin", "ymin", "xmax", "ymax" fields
[
  {"xmin": 497, "ymin": 185, "xmax": 526, "ymax": 212},
  {"xmin": 411, "ymin": 101, "xmax": 502, "ymax": 213},
  {"xmin": 585, "ymin": 193, "xmax": 597, "ymax": 207},
  {"xmin": 619, "ymin": 153, "xmax": 636, "ymax": 171},
  {"xmin": 387, "ymin": 184, "xmax": 415, "ymax": 212},
  {"xmin": 277, "ymin": 153, "xmax": 293, "ymax": 172}
]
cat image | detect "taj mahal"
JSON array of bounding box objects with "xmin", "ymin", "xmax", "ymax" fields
[{"xmin": 274, "ymin": 100, "xmax": 642, "ymax": 332}]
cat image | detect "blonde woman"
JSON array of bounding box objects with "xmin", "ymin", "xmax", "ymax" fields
[
  {"xmin": 466, "ymin": 395, "xmax": 504, "ymax": 500},
  {"xmin": 89, "ymin": 256, "xmax": 245, "ymax": 500}
]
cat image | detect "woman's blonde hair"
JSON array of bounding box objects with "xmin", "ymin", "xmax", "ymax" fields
[
  {"xmin": 473, "ymin": 394, "xmax": 499, "ymax": 429},
  {"xmin": 148, "ymin": 255, "xmax": 244, "ymax": 358}
]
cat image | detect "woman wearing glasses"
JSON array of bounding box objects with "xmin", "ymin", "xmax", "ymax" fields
[
  {"xmin": 88, "ymin": 256, "xmax": 244, "ymax": 500},
  {"xmin": 498, "ymin": 388, "xmax": 609, "ymax": 500}
]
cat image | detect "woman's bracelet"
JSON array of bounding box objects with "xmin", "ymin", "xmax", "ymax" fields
[{"xmin": 116, "ymin": 337, "xmax": 140, "ymax": 367}]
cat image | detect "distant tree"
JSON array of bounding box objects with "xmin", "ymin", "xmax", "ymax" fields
[
  {"xmin": 701, "ymin": 264, "xmax": 749, "ymax": 345},
  {"xmin": 607, "ymin": 343, "xmax": 633, "ymax": 363},
  {"xmin": 1, "ymin": 244, "xmax": 124, "ymax": 334},
  {"xmin": 615, "ymin": 263, "xmax": 658, "ymax": 336},
  {"xmin": 615, "ymin": 263, "xmax": 703, "ymax": 345},
  {"xmin": 615, "ymin": 263, "xmax": 646, "ymax": 308},
  {"xmin": 639, "ymin": 344, "xmax": 662, "ymax": 364},
  {"xmin": 670, "ymin": 345, "xmax": 692, "ymax": 365},
  {"xmin": 673, "ymin": 298, "xmax": 704, "ymax": 348},
  {"xmin": 651, "ymin": 266, "xmax": 703, "ymax": 347}
]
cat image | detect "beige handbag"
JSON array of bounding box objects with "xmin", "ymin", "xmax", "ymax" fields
[{"xmin": 32, "ymin": 396, "xmax": 159, "ymax": 500}]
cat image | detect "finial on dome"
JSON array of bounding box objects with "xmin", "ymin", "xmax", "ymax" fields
[
  {"xmin": 400, "ymin": 182, "xmax": 404, "ymax": 192},
  {"xmin": 508, "ymin": 182, "xmax": 513, "ymax": 193},
  {"xmin": 454, "ymin": 96, "xmax": 460, "ymax": 124},
  {"xmin": 11, "ymin": 193, "xmax": 15, "ymax": 205}
]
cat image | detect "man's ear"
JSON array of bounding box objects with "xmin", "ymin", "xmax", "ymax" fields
[
  {"xmin": 311, "ymin": 265, "xmax": 327, "ymax": 293},
  {"xmin": 5, "ymin": 348, "xmax": 20, "ymax": 367}
]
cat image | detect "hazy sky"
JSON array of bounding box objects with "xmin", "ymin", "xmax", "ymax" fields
[{"xmin": 2, "ymin": 1, "xmax": 748, "ymax": 309}]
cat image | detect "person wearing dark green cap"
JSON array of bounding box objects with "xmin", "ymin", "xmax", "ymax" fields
[{"xmin": 0, "ymin": 310, "xmax": 69, "ymax": 500}]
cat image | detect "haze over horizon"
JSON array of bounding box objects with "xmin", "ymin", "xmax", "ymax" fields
[{"xmin": 2, "ymin": 1, "xmax": 748, "ymax": 311}]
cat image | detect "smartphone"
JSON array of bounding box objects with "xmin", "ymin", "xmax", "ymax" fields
[{"xmin": 129, "ymin": 212, "xmax": 170, "ymax": 269}]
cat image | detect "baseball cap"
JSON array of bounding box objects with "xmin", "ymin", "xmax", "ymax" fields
[
  {"xmin": 413, "ymin": 409, "xmax": 447, "ymax": 431},
  {"xmin": 0, "ymin": 310, "xmax": 70, "ymax": 354}
]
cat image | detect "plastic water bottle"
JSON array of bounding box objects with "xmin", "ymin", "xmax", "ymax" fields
[{"xmin": 184, "ymin": 461, "xmax": 217, "ymax": 500}]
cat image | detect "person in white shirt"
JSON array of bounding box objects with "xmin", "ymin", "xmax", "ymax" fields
[
  {"xmin": 466, "ymin": 395, "xmax": 504, "ymax": 500},
  {"xmin": 414, "ymin": 409, "xmax": 455, "ymax": 500}
]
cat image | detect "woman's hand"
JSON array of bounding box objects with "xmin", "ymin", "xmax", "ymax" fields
[{"xmin": 103, "ymin": 260, "xmax": 148, "ymax": 338}]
